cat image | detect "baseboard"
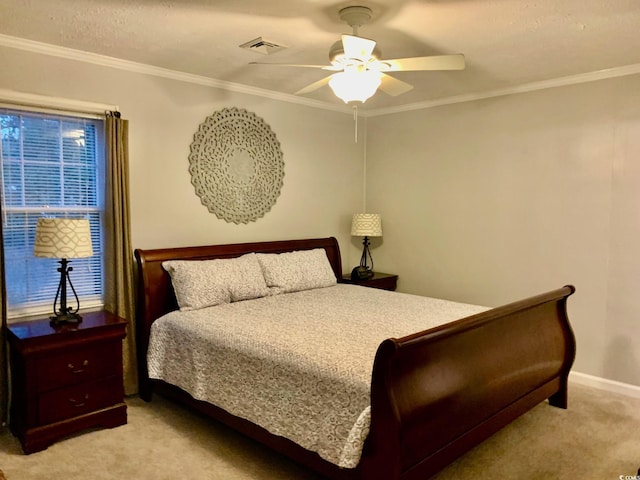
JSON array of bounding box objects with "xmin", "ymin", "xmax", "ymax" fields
[{"xmin": 569, "ymin": 371, "xmax": 640, "ymax": 399}]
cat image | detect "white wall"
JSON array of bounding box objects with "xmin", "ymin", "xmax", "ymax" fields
[
  {"xmin": 0, "ymin": 46, "xmax": 365, "ymax": 268},
  {"xmin": 366, "ymin": 74, "xmax": 640, "ymax": 386}
]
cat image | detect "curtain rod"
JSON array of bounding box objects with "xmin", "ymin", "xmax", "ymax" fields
[{"xmin": 0, "ymin": 88, "xmax": 119, "ymax": 116}]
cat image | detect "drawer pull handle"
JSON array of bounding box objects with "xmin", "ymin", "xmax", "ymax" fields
[
  {"xmin": 69, "ymin": 394, "xmax": 89, "ymax": 408},
  {"xmin": 67, "ymin": 359, "xmax": 89, "ymax": 374}
]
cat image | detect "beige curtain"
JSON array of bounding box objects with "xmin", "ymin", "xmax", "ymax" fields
[
  {"xmin": 0, "ymin": 203, "xmax": 7, "ymax": 424},
  {"xmin": 104, "ymin": 114, "xmax": 138, "ymax": 395}
]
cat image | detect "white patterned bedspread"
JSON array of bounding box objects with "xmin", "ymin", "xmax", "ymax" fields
[{"xmin": 147, "ymin": 284, "xmax": 487, "ymax": 468}]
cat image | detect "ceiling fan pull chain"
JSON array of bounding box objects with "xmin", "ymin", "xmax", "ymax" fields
[{"xmin": 354, "ymin": 105, "xmax": 358, "ymax": 143}]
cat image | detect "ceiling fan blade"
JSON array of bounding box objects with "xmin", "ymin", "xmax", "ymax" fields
[
  {"xmin": 294, "ymin": 74, "xmax": 334, "ymax": 95},
  {"xmin": 378, "ymin": 73, "xmax": 414, "ymax": 96},
  {"xmin": 342, "ymin": 34, "xmax": 376, "ymax": 61},
  {"xmin": 383, "ymin": 54, "xmax": 465, "ymax": 71},
  {"xmin": 250, "ymin": 62, "xmax": 342, "ymax": 72},
  {"xmin": 249, "ymin": 61, "xmax": 336, "ymax": 69}
]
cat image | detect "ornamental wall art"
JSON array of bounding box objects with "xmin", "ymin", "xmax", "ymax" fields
[{"xmin": 188, "ymin": 108, "xmax": 285, "ymax": 224}]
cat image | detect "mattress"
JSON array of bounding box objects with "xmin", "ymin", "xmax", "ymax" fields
[{"xmin": 147, "ymin": 284, "xmax": 487, "ymax": 468}]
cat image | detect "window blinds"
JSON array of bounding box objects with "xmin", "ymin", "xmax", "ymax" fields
[{"xmin": 0, "ymin": 108, "xmax": 105, "ymax": 318}]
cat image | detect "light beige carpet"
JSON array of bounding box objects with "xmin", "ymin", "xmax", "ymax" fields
[{"xmin": 0, "ymin": 383, "xmax": 638, "ymax": 479}]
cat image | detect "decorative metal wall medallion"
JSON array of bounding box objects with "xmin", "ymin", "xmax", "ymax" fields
[{"xmin": 188, "ymin": 108, "xmax": 284, "ymax": 224}]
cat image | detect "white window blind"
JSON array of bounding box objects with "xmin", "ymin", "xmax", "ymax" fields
[{"xmin": 0, "ymin": 107, "xmax": 105, "ymax": 318}]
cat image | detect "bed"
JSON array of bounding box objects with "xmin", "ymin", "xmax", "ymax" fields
[{"xmin": 134, "ymin": 237, "xmax": 576, "ymax": 480}]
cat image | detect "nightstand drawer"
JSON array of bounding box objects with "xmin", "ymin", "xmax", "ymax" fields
[
  {"xmin": 36, "ymin": 342, "xmax": 120, "ymax": 392},
  {"xmin": 38, "ymin": 375, "xmax": 123, "ymax": 425}
]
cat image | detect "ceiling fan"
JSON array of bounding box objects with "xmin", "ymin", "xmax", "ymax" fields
[{"xmin": 250, "ymin": 5, "xmax": 465, "ymax": 104}]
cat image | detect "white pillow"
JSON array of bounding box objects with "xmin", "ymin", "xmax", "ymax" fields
[
  {"xmin": 163, "ymin": 253, "xmax": 270, "ymax": 311},
  {"xmin": 256, "ymin": 248, "xmax": 337, "ymax": 294}
]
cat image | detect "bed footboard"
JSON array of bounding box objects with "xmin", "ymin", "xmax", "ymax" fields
[{"xmin": 358, "ymin": 285, "xmax": 576, "ymax": 480}]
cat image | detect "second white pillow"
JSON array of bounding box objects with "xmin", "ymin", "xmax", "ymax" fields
[{"xmin": 256, "ymin": 248, "xmax": 337, "ymax": 294}]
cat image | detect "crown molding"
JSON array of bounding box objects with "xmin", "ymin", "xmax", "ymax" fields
[
  {"xmin": 2, "ymin": 33, "xmax": 639, "ymax": 118},
  {"xmin": 363, "ymin": 63, "xmax": 640, "ymax": 117},
  {"xmin": 0, "ymin": 33, "xmax": 351, "ymax": 115}
]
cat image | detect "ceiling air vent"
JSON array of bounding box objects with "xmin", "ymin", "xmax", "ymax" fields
[{"xmin": 239, "ymin": 37, "xmax": 287, "ymax": 55}]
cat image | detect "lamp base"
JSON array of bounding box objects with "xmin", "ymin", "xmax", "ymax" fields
[
  {"xmin": 351, "ymin": 266, "xmax": 374, "ymax": 281},
  {"xmin": 50, "ymin": 312, "xmax": 83, "ymax": 327}
]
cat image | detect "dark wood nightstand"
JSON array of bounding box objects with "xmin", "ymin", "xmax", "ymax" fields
[
  {"xmin": 6, "ymin": 310, "xmax": 128, "ymax": 454},
  {"xmin": 341, "ymin": 272, "xmax": 398, "ymax": 291}
]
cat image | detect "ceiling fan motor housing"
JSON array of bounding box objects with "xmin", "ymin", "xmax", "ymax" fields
[
  {"xmin": 329, "ymin": 40, "xmax": 381, "ymax": 64},
  {"xmin": 331, "ymin": 6, "xmax": 379, "ymax": 64}
]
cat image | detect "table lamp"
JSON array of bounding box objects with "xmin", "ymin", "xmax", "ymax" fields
[
  {"xmin": 350, "ymin": 213, "xmax": 382, "ymax": 280},
  {"xmin": 34, "ymin": 217, "xmax": 93, "ymax": 325}
]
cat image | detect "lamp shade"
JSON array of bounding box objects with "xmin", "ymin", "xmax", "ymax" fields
[
  {"xmin": 329, "ymin": 68, "xmax": 382, "ymax": 104},
  {"xmin": 34, "ymin": 218, "xmax": 93, "ymax": 259},
  {"xmin": 351, "ymin": 213, "xmax": 382, "ymax": 237}
]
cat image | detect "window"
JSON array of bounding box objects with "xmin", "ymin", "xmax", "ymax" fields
[{"xmin": 0, "ymin": 107, "xmax": 105, "ymax": 319}]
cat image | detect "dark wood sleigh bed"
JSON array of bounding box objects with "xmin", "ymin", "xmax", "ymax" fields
[{"xmin": 134, "ymin": 237, "xmax": 576, "ymax": 480}]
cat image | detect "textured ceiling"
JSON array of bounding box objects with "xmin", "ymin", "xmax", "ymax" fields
[{"xmin": 1, "ymin": 0, "xmax": 639, "ymax": 111}]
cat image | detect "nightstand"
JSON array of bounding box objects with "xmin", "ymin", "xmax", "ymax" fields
[
  {"xmin": 341, "ymin": 272, "xmax": 398, "ymax": 291},
  {"xmin": 6, "ymin": 310, "xmax": 128, "ymax": 454}
]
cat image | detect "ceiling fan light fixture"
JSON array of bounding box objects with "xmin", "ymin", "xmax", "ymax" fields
[{"xmin": 329, "ymin": 69, "xmax": 382, "ymax": 104}]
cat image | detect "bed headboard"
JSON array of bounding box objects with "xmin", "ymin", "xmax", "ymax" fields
[
  {"xmin": 133, "ymin": 237, "xmax": 342, "ymax": 396},
  {"xmin": 134, "ymin": 236, "xmax": 342, "ymax": 327}
]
